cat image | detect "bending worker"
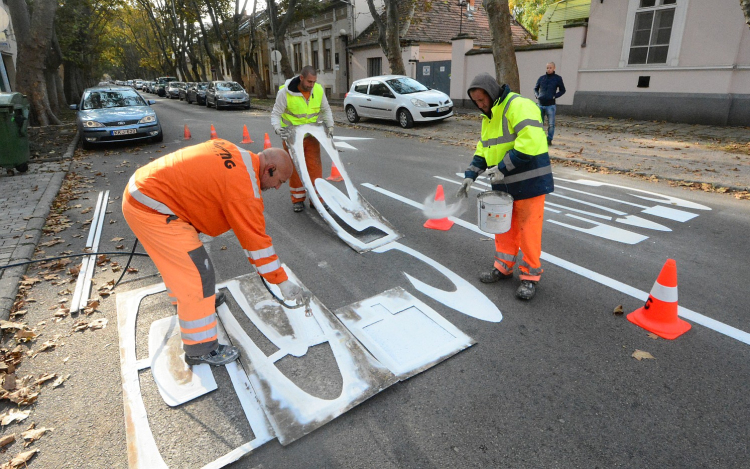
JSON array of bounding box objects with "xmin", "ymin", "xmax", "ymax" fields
[
  {"xmin": 456, "ymin": 73, "xmax": 554, "ymax": 301},
  {"xmin": 122, "ymin": 139, "xmax": 310, "ymax": 366},
  {"xmin": 271, "ymin": 65, "xmax": 334, "ymax": 213}
]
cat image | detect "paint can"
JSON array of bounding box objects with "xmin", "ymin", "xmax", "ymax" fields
[{"xmin": 477, "ymin": 191, "xmax": 513, "ymax": 234}]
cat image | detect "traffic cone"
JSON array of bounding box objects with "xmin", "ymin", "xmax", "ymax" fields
[
  {"xmin": 210, "ymin": 125, "xmax": 218, "ymax": 140},
  {"xmin": 627, "ymin": 259, "xmax": 691, "ymax": 339},
  {"xmin": 326, "ymin": 163, "xmax": 344, "ymax": 182},
  {"xmin": 241, "ymin": 125, "xmax": 253, "ymax": 144},
  {"xmin": 263, "ymin": 133, "xmax": 272, "ymax": 149},
  {"xmin": 423, "ymin": 185, "xmax": 454, "ymax": 231},
  {"xmin": 184, "ymin": 124, "xmax": 192, "ymax": 140}
]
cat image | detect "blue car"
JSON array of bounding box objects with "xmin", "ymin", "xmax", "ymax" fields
[{"xmin": 70, "ymin": 86, "xmax": 163, "ymax": 150}]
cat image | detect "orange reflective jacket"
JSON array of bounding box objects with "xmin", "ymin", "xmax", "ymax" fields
[{"xmin": 124, "ymin": 139, "xmax": 288, "ymax": 284}]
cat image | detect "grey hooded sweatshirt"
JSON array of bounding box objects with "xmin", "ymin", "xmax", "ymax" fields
[{"xmin": 467, "ymin": 73, "xmax": 510, "ymax": 119}]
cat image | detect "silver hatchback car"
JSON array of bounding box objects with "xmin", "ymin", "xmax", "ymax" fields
[{"xmin": 344, "ymin": 75, "xmax": 453, "ymax": 128}]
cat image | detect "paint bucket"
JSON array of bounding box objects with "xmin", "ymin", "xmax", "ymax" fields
[{"xmin": 477, "ymin": 191, "xmax": 513, "ymax": 234}]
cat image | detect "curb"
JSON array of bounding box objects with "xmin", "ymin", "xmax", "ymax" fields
[{"xmin": 0, "ymin": 132, "xmax": 78, "ymax": 319}]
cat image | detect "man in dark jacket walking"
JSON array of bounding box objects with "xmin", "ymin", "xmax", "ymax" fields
[{"xmin": 534, "ymin": 62, "xmax": 565, "ymax": 145}]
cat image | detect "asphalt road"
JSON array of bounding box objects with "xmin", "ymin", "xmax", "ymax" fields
[{"xmin": 22, "ymin": 93, "xmax": 750, "ymax": 468}]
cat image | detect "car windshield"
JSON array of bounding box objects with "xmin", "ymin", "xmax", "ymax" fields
[
  {"xmin": 169, "ymin": 82, "xmax": 183, "ymax": 88},
  {"xmin": 196, "ymin": 84, "xmax": 207, "ymax": 90},
  {"xmin": 82, "ymin": 90, "xmax": 145, "ymax": 110},
  {"xmin": 216, "ymin": 82, "xmax": 243, "ymax": 91},
  {"xmin": 385, "ymin": 77, "xmax": 429, "ymax": 95}
]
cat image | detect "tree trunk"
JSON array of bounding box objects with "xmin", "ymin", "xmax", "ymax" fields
[
  {"xmin": 7, "ymin": 0, "xmax": 61, "ymax": 126},
  {"xmin": 55, "ymin": 73, "xmax": 67, "ymax": 111},
  {"xmin": 266, "ymin": 0, "xmax": 297, "ymax": 79},
  {"xmin": 45, "ymin": 29, "xmax": 65, "ymax": 115},
  {"xmin": 741, "ymin": 0, "xmax": 750, "ymax": 28},
  {"xmin": 366, "ymin": 0, "xmax": 413, "ymax": 76},
  {"xmin": 484, "ymin": 0, "xmax": 520, "ymax": 92}
]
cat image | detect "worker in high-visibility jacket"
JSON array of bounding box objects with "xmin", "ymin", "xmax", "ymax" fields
[
  {"xmin": 271, "ymin": 65, "xmax": 334, "ymax": 213},
  {"xmin": 456, "ymin": 73, "xmax": 555, "ymax": 301},
  {"xmin": 122, "ymin": 139, "xmax": 310, "ymax": 366}
]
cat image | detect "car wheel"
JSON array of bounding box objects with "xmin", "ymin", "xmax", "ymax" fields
[
  {"xmin": 215, "ymin": 103, "xmax": 221, "ymax": 110},
  {"xmin": 206, "ymin": 99, "xmax": 212, "ymax": 108},
  {"xmin": 15, "ymin": 162, "xmax": 29, "ymax": 173},
  {"xmin": 244, "ymin": 105, "xmax": 250, "ymax": 110},
  {"xmin": 152, "ymin": 131, "xmax": 164, "ymax": 143},
  {"xmin": 398, "ymin": 108, "xmax": 414, "ymax": 129},
  {"xmin": 186, "ymin": 96, "xmax": 191, "ymax": 104},
  {"xmin": 81, "ymin": 139, "xmax": 94, "ymax": 150},
  {"xmin": 346, "ymin": 105, "xmax": 360, "ymax": 123}
]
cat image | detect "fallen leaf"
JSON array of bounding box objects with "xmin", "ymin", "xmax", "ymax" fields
[
  {"xmin": 613, "ymin": 305, "xmax": 624, "ymax": 316},
  {"xmin": 647, "ymin": 333, "xmax": 659, "ymax": 340},
  {"xmin": 89, "ymin": 318, "xmax": 108, "ymax": 330},
  {"xmin": 81, "ymin": 207, "xmax": 92, "ymax": 214},
  {"xmin": 0, "ymin": 408, "xmax": 31, "ymax": 425},
  {"xmin": 51, "ymin": 374, "xmax": 70, "ymax": 388},
  {"xmin": 111, "ymin": 237, "xmax": 124, "ymax": 242},
  {"xmin": 220, "ymin": 245, "xmax": 227, "ymax": 250},
  {"xmin": 32, "ymin": 336, "xmax": 61, "ymax": 357},
  {"xmin": 68, "ymin": 265, "xmax": 81, "ymax": 276},
  {"xmin": 21, "ymin": 427, "xmax": 52, "ymax": 447},
  {"xmin": 35, "ymin": 373, "xmax": 56, "ymax": 386},
  {"xmin": 2, "ymin": 374, "xmax": 16, "ymax": 391},
  {"xmin": 0, "ymin": 433, "xmax": 15, "ymax": 448},
  {"xmin": 14, "ymin": 330, "xmax": 38, "ymax": 343},
  {"xmin": 632, "ymin": 349, "xmax": 655, "ymax": 361},
  {"xmin": 7, "ymin": 387, "xmax": 39, "ymax": 405},
  {"xmin": 0, "ymin": 321, "xmax": 26, "ymax": 332},
  {"xmin": 4, "ymin": 449, "xmax": 38, "ymax": 468},
  {"xmin": 126, "ymin": 267, "xmax": 138, "ymax": 274},
  {"xmin": 72, "ymin": 321, "xmax": 89, "ymax": 332}
]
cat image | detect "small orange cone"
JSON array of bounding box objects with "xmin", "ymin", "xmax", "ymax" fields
[
  {"xmin": 241, "ymin": 125, "xmax": 253, "ymax": 144},
  {"xmin": 263, "ymin": 133, "xmax": 272, "ymax": 149},
  {"xmin": 210, "ymin": 125, "xmax": 218, "ymax": 140},
  {"xmin": 423, "ymin": 185, "xmax": 454, "ymax": 231},
  {"xmin": 627, "ymin": 259, "xmax": 691, "ymax": 339},
  {"xmin": 326, "ymin": 163, "xmax": 344, "ymax": 182},
  {"xmin": 184, "ymin": 124, "xmax": 192, "ymax": 140}
]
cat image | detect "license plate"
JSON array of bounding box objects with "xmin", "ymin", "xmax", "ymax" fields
[
  {"xmin": 438, "ymin": 106, "xmax": 449, "ymax": 113},
  {"xmin": 112, "ymin": 128, "xmax": 137, "ymax": 136},
  {"xmin": 232, "ymin": 99, "xmax": 244, "ymax": 103}
]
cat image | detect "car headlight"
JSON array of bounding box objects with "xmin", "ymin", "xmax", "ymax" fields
[
  {"xmin": 83, "ymin": 120, "xmax": 104, "ymax": 128},
  {"xmin": 139, "ymin": 115, "xmax": 156, "ymax": 124},
  {"xmin": 411, "ymin": 98, "xmax": 429, "ymax": 107}
]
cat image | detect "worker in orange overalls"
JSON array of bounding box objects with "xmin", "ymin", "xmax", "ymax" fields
[
  {"xmin": 122, "ymin": 139, "xmax": 310, "ymax": 366},
  {"xmin": 271, "ymin": 65, "xmax": 334, "ymax": 212}
]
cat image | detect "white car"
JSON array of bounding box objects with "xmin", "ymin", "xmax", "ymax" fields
[{"xmin": 344, "ymin": 75, "xmax": 453, "ymax": 128}]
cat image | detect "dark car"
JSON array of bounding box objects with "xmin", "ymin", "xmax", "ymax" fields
[
  {"xmin": 70, "ymin": 85, "xmax": 163, "ymax": 150},
  {"xmin": 155, "ymin": 76, "xmax": 178, "ymax": 97},
  {"xmin": 186, "ymin": 82, "xmax": 208, "ymax": 105},
  {"xmin": 178, "ymin": 82, "xmax": 193, "ymax": 101},
  {"xmin": 166, "ymin": 81, "xmax": 184, "ymax": 99},
  {"xmin": 206, "ymin": 81, "xmax": 250, "ymax": 110}
]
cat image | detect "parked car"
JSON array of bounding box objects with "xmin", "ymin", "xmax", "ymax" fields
[
  {"xmin": 166, "ymin": 81, "xmax": 184, "ymax": 99},
  {"xmin": 344, "ymin": 75, "xmax": 453, "ymax": 128},
  {"xmin": 185, "ymin": 82, "xmax": 208, "ymax": 105},
  {"xmin": 70, "ymin": 85, "xmax": 163, "ymax": 150},
  {"xmin": 155, "ymin": 76, "xmax": 178, "ymax": 97},
  {"xmin": 134, "ymin": 80, "xmax": 143, "ymax": 89},
  {"xmin": 205, "ymin": 81, "xmax": 250, "ymax": 110},
  {"xmin": 178, "ymin": 82, "xmax": 193, "ymax": 101}
]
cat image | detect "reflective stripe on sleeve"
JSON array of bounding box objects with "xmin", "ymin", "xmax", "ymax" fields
[
  {"xmin": 180, "ymin": 314, "xmax": 217, "ymax": 331},
  {"xmin": 650, "ymin": 282, "xmax": 678, "ymax": 303},
  {"xmin": 257, "ymin": 259, "xmax": 281, "ymax": 274},
  {"xmin": 244, "ymin": 246, "xmax": 276, "ymax": 261},
  {"xmin": 502, "ymin": 165, "xmax": 553, "ymax": 184},
  {"xmin": 468, "ymin": 165, "xmax": 484, "ymax": 174},
  {"xmin": 502, "ymin": 152, "xmax": 515, "ymax": 172},
  {"xmin": 513, "ymin": 119, "xmax": 543, "ymax": 133},
  {"xmin": 238, "ymin": 148, "xmax": 260, "ymax": 198},
  {"xmin": 481, "ymin": 134, "xmax": 516, "ymax": 148},
  {"xmin": 128, "ymin": 175, "xmax": 174, "ymax": 215}
]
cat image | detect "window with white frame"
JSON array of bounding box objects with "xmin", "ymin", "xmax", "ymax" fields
[
  {"xmin": 367, "ymin": 57, "xmax": 381, "ymax": 77},
  {"xmin": 323, "ymin": 38, "xmax": 332, "ymax": 70},
  {"xmin": 311, "ymin": 40, "xmax": 320, "ymax": 70},
  {"xmin": 628, "ymin": 0, "xmax": 677, "ymax": 65}
]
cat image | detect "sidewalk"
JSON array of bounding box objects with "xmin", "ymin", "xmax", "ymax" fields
[{"xmin": 0, "ymin": 136, "xmax": 77, "ymax": 318}]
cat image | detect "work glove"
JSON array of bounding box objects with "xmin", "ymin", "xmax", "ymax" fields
[
  {"xmin": 275, "ymin": 127, "xmax": 291, "ymax": 139},
  {"xmin": 486, "ymin": 166, "xmax": 504, "ymax": 184},
  {"xmin": 279, "ymin": 280, "xmax": 309, "ymax": 305},
  {"xmin": 455, "ymin": 178, "xmax": 474, "ymax": 198},
  {"xmin": 325, "ymin": 125, "xmax": 334, "ymax": 139}
]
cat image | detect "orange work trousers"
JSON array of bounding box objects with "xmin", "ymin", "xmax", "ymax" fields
[
  {"xmin": 122, "ymin": 195, "xmax": 218, "ymax": 357},
  {"xmin": 285, "ymin": 135, "xmax": 322, "ymax": 204},
  {"xmin": 493, "ymin": 194, "xmax": 546, "ymax": 282}
]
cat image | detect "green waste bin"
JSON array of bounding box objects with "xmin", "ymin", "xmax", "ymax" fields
[{"xmin": 0, "ymin": 92, "xmax": 31, "ymax": 173}]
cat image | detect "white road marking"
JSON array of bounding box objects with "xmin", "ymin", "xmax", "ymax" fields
[{"xmin": 361, "ymin": 183, "xmax": 750, "ymax": 346}]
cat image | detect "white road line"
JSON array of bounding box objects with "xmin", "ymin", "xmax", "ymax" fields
[{"xmin": 361, "ymin": 183, "xmax": 750, "ymax": 346}]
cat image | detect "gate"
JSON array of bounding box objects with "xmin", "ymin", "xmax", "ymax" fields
[{"xmin": 415, "ymin": 60, "xmax": 451, "ymax": 95}]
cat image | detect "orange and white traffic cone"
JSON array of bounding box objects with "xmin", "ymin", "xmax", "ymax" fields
[
  {"xmin": 326, "ymin": 163, "xmax": 344, "ymax": 182},
  {"xmin": 263, "ymin": 133, "xmax": 272, "ymax": 149},
  {"xmin": 423, "ymin": 185, "xmax": 454, "ymax": 231},
  {"xmin": 627, "ymin": 259, "xmax": 691, "ymax": 339},
  {"xmin": 241, "ymin": 125, "xmax": 253, "ymax": 144},
  {"xmin": 210, "ymin": 125, "xmax": 218, "ymax": 140},
  {"xmin": 184, "ymin": 124, "xmax": 192, "ymax": 140}
]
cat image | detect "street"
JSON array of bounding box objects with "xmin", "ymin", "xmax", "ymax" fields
[{"xmin": 8, "ymin": 95, "xmax": 750, "ymax": 468}]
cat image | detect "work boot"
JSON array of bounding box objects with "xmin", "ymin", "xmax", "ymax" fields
[
  {"xmin": 214, "ymin": 291, "xmax": 226, "ymax": 308},
  {"xmin": 185, "ymin": 344, "xmax": 239, "ymax": 367},
  {"xmin": 479, "ymin": 268, "xmax": 513, "ymax": 283},
  {"xmin": 293, "ymin": 202, "xmax": 305, "ymax": 212},
  {"xmin": 516, "ymin": 280, "xmax": 537, "ymax": 300}
]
